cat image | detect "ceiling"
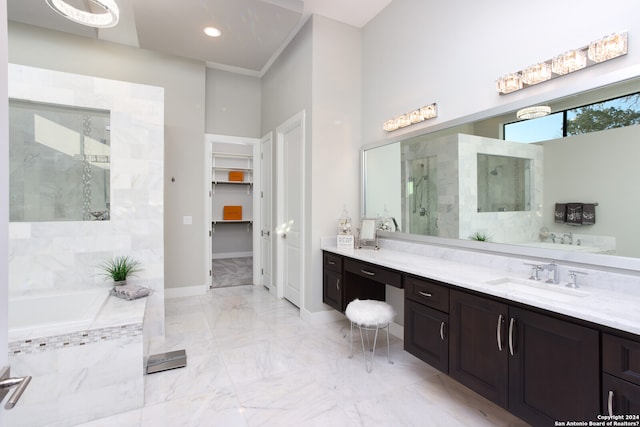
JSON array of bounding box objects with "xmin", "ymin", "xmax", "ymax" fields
[{"xmin": 7, "ymin": 0, "xmax": 393, "ymax": 76}]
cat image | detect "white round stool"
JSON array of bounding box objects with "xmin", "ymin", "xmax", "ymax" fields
[{"xmin": 345, "ymin": 299, "xmax": 395, "ymax": 373}]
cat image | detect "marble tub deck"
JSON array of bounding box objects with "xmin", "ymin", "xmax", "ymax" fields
[{"xmin": 79, "ymin": 285, "xmax": 528, "ymax": 427}]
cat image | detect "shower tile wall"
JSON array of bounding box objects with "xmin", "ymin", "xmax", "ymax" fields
[{"xmin": 7, "ymin": 64, "xmax": 166, "ymax": 338}]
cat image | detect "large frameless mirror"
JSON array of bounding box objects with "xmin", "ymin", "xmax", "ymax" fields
[
  {"xmin": 9, "ymin": 99, "xmax": 111, "ymax": 222},
  {"xmin": 362, "ymin": 76, "xmax": 640, "ymax": 263}
]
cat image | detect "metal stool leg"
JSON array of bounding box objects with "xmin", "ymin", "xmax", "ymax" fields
[
  {"xmin": 348, "ymin": 321, "xmax": 354, "ymax": 359},
  {"xmin": 385, "ymin": 323, "xmax": 393, "ymax": 364}
]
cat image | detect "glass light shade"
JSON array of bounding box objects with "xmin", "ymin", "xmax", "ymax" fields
[
  {"xmin": 420, "ymin": 104, "xmax": 437, "ymax": 119},
  {"xmin": 396, "ymin": 114, "xmax": 411, "ymax": 128},
  {"xmin": 409, "ymin": 110, "xmax": 424, "ymax": 124},
  {"xmin": 497, "ymin": 73, "xmax": 523, "ymax": 94},
  {"xmin": 46, "ymin": 0, "xmax": 120, "ymax": 28},
  {"xmin": 521, "ymin": 62, "xmax": 552, "ymax": 85},
  {"xmin": 383, "ymin": 119, "xmax": 399, "ymax": 132},
  {"xmin": 552, "ymin": 49, "xmax": 587, "ymax": 75},
  {"xmin": 516, "ymin": 105, "xmax": 551, "ymax": 120},
  {"xmin": 588, "ymin": 32, "xmax": 628, "ymax": 63}
]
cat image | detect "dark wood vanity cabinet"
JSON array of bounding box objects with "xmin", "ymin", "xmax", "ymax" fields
[
  {"xmin": 404, "ymin": 276, "xmax": 450, "ymax": 373},
  {"xmin": 602, "ymin": 334, "xmax": 640, "ymax": 415},
  {"xmin": 322, "ymin": 250, "xmax": 639, "ymax": 425},
  {"xmin": 322, "ymin": 251, "xmax": 402, "ymax": 312},
  {"xmin": 449, "ymin": 290, "xmax": 599, "ymax": 425},
  {"xmin": 322, "ymin": 252, "xmax": 343, "ymax": 311}
]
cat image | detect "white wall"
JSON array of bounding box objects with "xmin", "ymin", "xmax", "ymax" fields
[
  {"xmin": 205, "ymin": 68, "xmax": 261, "ymax": 137},
  {"xmin": 309, "ymin": 16, "xmax": 361, "ymax": 312},
  {"xmin": 9, "ymin": 22, "xmax": 206, "ymax": 291},
  {"xmin": 362, "ymin": 0, "xmax": 640, "ymax": 146}
]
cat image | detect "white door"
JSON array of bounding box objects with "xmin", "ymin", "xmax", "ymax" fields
[
  {"xmin": 2, "ymin": 5, "xmax": 10, "ymax": 423},
  {"xmin": 276, "ymin": 111, "xmax": 305, "ymax": 307},
  {"xmin": 260, "ymin": 133, "xmax": 273, "ymax": 291}
]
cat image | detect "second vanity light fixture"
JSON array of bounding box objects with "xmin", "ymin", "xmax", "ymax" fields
[
  {"xmin": 383, "ymin": 103, "xmax": 437, "ymax": 132},
  {"xmin": 46, "ymin": 0, "xmax": 120, "ymax": 28},
  {"xmin": 497, "ymin": 32, "xmax": 628, "ymax": 95}
]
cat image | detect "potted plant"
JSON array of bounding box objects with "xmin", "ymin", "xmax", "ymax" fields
[{"xmin": 99, "ymin": 256, "xmax": 142, "ymax": 286}]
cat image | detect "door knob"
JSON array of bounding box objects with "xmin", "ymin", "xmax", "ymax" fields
[{"xmin": 282, "ymin": 233, "xmax": 287, "ymax": 239}]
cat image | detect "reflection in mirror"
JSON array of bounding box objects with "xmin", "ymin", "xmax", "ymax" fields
[
  {"xmin": 9, "ymin": 100, "xmax": 111, "ymax": 222},
  {"xmin": 477, "ymin": 154, "xmax": 531, "ymax": 213},
  {"xmin": 363, "ymin": 76, "xmax": 640, "ymax": 260}
]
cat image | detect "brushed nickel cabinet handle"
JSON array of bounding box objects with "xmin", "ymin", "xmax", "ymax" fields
[
  {"xmin": 440, "ymin": 321, "xmax": 446, "ymax": 340},
  {"xmin": 336, "ymin": 278, "xmax": 340, "ymax": 291},
  {"xmin": 496, "ymin": 314, "xmax": 504, "ymax": 352},
  {"xmin": 508, "ymin": 317, "xmax": 516, "ymax": 356},
  {"xmin": 608, "ymin": 390, "xmax": 614, "ymax": 416},
  {"xmin": 360, "ymin": 269, "xmax": 375, "ymax": 276},
  {"xmin": 418, "ymin": 291, "xmax": 432, "ymax": 298},
  {"xmin": 328, "ymin": 261, "xmax": 336, "ymax": 265}
]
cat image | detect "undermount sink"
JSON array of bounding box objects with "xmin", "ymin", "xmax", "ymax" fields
[{"xmin": 484, "ymin": 277, "xmax": 590, "ymax": 302}]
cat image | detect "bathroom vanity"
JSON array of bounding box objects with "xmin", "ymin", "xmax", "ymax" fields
[{"xmin": 322, "ymin": 244, "xmax": 640, "ymax": 426}]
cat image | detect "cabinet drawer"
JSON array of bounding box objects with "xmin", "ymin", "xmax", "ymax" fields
[
  {"xmin": 603, "ymin": 334, "xmax": 640, "ymax": 386},
  {"xmin": 602, "ymin": 373, "xmax": 640, "ymax": 416},
  {"xmin": 344, "ymin": 258, "xmax": 402, "ymax": 288},
  {"xmin": 323, "ymin": 252, "xmax": 343, "ymax": 273},
  {"xmin": 406, "ymin": 276, "xmax": 449, "ymax": 313}
]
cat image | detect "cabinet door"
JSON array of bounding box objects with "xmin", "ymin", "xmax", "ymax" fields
[
  {"xmin": 404, "ymin": 299, "xmax": 448, "ymax": 373},
  {"xmin": 449, "ymin": 290, "xmax": 509, "ymax": 407},
  {"xmin": 323, "ymin": 269, "xmax": 342, "ymax": 312},
  {"xmin": 603, "ymin": 333, "xmax": 640, "ymax": 386},
  {"xmin": 508, "ymin": 307, "xmax": 599, "ymax": 424},
  {"xmin": 602, "ymin": 373, "xmax": 640, "ymax": 416}
]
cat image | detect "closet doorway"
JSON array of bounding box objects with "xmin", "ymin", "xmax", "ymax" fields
[{"xmin": 205, "ymin": 135, "xmax": 260, "ymax": 289}]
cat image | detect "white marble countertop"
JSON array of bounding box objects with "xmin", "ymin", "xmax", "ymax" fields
[{"xmin": 322, "ymin": 245, "xmax": 640, "ymax": 337}]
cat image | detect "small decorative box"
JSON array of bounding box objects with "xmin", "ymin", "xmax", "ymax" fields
[
  {"xmin": 228, "ymin": 171, "xmax": 244, "ymax": 182},
  {"xmin": 337, "ymin": 234, "xmax": 355, "ymax": 249},
  {"xmin": 223, "ymin": 205, "xmax": 242, "ymax": 220}
]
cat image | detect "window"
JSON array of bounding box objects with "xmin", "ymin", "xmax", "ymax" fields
[{"xmin": 503, "ymin": 92, "xmax": 640, "ymax": 143}]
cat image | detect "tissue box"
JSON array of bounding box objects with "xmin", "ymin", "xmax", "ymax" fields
[
  {"xmin": 223, "ymin": 205, "xmax": 242, "ymax": 220},
  {"xmin": 228, "ymin": 171, "xmax": 244, "ymax": 182}
]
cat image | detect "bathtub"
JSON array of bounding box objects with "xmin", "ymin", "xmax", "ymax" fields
[
  {"xmin": 8, "ymin": 289, "xmax": 110, "ymax": 341},
  {"xmin": 7, "ymin": 288, "xmax": 146, "ymax": 426}
]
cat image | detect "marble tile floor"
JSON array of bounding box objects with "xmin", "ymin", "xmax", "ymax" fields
[
  {"xmin": 211, "ymin": 257, "xmax": 253, "ymax": 288},
  {"xmin": 79, "ymin": 285, "xmax": 529, "ymax": 427}
]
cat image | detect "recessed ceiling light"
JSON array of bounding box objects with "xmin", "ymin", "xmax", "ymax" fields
[{"xmin": 203, "ymin": 27, "xmax": 222, "ymax": 38}]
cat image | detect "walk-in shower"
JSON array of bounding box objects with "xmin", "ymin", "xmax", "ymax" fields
[{"xmin": 404, "ymin": 156, "xmax": 438, "ymax": 235}]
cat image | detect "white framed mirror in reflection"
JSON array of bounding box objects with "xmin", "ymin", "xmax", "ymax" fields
[
  {"xmin": 362, "ymin": 74, "xmax": 640, "ymax": 268},
  {"xmin": 9, "ymin": 99, "xmax": 111, "ymax": 222}
]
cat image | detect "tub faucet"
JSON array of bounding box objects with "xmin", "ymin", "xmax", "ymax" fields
[
  {"xmin": 542, "ymin": 260, "xmax": 560, "ymax": 284},
  {"xmin": 562, "ymin": 232, "xmax": 573, "ymax": 245},
  {"xmin": 0, "ymin": 366, "xmax": 32, "ymax": 409}
]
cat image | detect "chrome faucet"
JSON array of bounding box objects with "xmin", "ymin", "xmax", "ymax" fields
[
  {"xmin": 542, "ymin": 260, "xmax": 560, "ymax": 284},
  {"xmin": 524, "ymin": 263, "xmax": 543, "ymax": 280}
]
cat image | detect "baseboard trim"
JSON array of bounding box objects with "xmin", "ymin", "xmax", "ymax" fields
[
  {"xmin": 300, "ymin": 306, "xmax": 345, "ymax": 324},
  {"xmin": 299, "ymin": 306, "xmax": 404, "ymax": 340},
  {"xmin": 212, "ymin": 252, "xmax": 252, "ymax": 260},
  {"xmin": 164, "ymin": 285, "xmax": 208, "ymax": 299}
]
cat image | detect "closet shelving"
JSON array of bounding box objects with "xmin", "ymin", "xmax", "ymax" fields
[{"xmin": 211, "ymin": 152, "xmax": 253, "ymax": 232}]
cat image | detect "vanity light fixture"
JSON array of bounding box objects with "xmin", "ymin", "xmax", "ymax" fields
[
  {"xmin": 45, "ymin": 0, "xmax": 120, "ymax": 28},
  {"xmin": 497, "ymin": 32, "xmax": 628, "ymax": 95},
  {"xmin": 516, "ymin": 105, "xmax": 551, "ymax": 120},
  {"xmin": 521, "ymin": 62, "xmax": 552, "ymax": 85},
  {"xmin": 383, "ymin": 103, "xmax": 437, "ymax": 132}
]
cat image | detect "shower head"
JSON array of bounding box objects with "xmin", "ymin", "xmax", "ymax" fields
[{"xmin": 490, "ymin": 165, "xmax": 504, "ymax": 176}]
